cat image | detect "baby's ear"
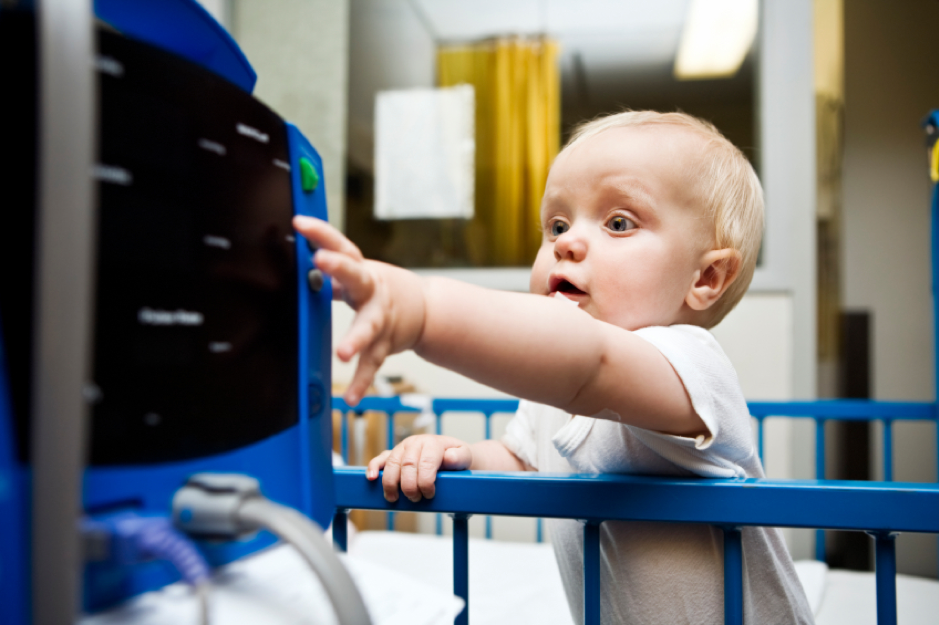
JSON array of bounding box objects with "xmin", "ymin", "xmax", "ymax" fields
[{"xmin": 685, "ymin": 249, "xmax": 741, "ymax": 311}]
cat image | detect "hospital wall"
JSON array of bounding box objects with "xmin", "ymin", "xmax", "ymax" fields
[
  {"xmin": 841, "ymin": 0, "xmax": 939, "ymax": 578},
  {"xmin": 228, "ymin": 0, "xmax": 350, "ymax": 232}
]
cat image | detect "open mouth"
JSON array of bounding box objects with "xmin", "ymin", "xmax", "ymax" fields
[{"xmin": 551, "ymin": 278, "xmax": 586, "ymax": 296}]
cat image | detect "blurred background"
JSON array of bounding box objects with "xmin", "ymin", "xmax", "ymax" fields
[{"xmin": 199, "ymin": 0, "xmax": 939, "ymax": 576}]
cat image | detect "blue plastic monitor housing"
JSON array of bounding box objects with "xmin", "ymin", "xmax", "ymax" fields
[{"xmin": 0, "ymin": 0, "xmax": 334, "ymax": 618}]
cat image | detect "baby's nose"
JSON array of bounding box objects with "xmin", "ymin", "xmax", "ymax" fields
[{"xmin": 554, "ymin": 230, "xmax": 587, "ymax": 261}]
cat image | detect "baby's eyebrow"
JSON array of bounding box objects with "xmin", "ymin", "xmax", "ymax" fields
[{"xmin": 608, "ymin": 179, "xmax": 657, "ymax": 212}]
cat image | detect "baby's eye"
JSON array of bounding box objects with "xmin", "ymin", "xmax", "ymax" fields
[
  {"xmin": 607, "ymin": 216, "xmax": 635, "ymax": 233},
  {"xmin": 550, "ymin": 220, "xmax": 570, "ymax": 236}
]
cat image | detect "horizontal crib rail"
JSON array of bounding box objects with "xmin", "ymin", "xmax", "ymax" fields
[
  {"xmin": 333, "ymin": 396, "xmax": 937, "ymax": 420},
  {"xmin": 333, "ymin": 467, "xmax": 939, "ymax": 533},
  {"xmin": 333, "ymin": 397, "xmax": 937, "ymax": 547},
  {"xmin": 334, "ymin": 468, "xmax": 939, "ymax": 625},
  {"xmin": 746, "ymin": 400, "xmax": 936, "ymax": 419}
]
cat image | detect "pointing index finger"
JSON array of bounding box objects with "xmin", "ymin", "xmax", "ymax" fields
[{"xmin": 292, "ymin": 216, "xmax": 363, "ymax": 260}]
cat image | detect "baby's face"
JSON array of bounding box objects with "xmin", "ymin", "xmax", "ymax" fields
[{"xmin": 530, "ymin": 125, "xmax": 713, "ymax": 331}]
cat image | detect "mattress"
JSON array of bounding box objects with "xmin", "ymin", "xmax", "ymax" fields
[
  {"xmin": 75, "ymin": 528, "xmax": 939, "ymax": 624},
  {"xmin": 350, "ymin": 531, "xmax": 939, "ymax": 624}
]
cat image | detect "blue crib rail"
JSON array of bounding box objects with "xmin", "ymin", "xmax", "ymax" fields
[{"xmin": 332, "ymin": 396, "xmax": 939, "ymax": 625}]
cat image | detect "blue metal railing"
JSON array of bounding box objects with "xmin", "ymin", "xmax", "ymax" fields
[
  {"xmin": 747, "ymin": 400, "xmax": 937, "ymax": 560},
  {"xmin": 332, "ymin": 396, "xmax": 939, "ymax": 625},
  {"xmin": 333, "ymin": 397, "xmax": 936, "ymax": 545},
  {"xmin": 333, "ymin": 467, "xmax": 939, "ymax": 625}
]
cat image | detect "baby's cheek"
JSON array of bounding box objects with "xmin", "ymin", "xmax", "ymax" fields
[{"xmin": 528, "ymin": 248, "xmax": 554, "ymax": 294}]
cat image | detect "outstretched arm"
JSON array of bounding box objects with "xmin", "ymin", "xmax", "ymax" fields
[{"xmin": 295, "ymin": 217, "xmax": 704, "ymax": 437}]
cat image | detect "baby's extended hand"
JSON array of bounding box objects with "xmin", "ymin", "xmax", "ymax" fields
[
  {"xmin": 367, "ymin": 435, "xmax": 472, "ymax": 502},
  {"xmin": 293, "ymin": 216, "xmax": 426, "ymax": 406}
]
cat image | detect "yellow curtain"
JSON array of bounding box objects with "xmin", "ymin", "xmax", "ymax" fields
[{"xmin": 438, "ymin": 38, "xmax": 560, "ymax": 266}]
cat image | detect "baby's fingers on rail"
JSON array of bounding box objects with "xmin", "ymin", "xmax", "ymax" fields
[
  {"xmin": 380, "ymin": 449, "xmax": 404, "ymax": 503},
  {"xmin": 367, "ymin": 450, "xmax": 392, "ymax": 480},
  {"xmin": 441, "ymin": 446, "xmax": 472, "ymax": 471},
  {"xmin": 399, "ymin": 439, "xmax": 430, "ymax": 502}
]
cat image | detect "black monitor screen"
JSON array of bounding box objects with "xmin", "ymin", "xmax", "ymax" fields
[
  {"xmin": 0, "ymin": 10, "xmax": 39, "ymax": 463},
  {"xmin": 89, "ymin": 28, "xmax": 299, "ymax": 465}
]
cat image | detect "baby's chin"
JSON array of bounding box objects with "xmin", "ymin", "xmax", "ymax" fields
[
  {"xmin": 545, "ymin": 291, "xmax": 647, "ymax": 328},
  {"xmin": 593, "ymin": 307, "xmax": 670, "ymax": 332}
]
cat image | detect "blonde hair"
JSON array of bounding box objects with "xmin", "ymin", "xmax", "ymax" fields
[{"xmin": 565, "ymin": 110, "xmax": 764, "ymax": 327}]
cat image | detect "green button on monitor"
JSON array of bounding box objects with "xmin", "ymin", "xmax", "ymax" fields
[{"xmin": 299, "ymin": 157, "xmax": 319, "ymax": 192}]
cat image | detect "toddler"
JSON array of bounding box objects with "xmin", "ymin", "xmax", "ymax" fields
[{"xmin": 294, "ymin": 111, "xmax": 813, "ymax": 624}]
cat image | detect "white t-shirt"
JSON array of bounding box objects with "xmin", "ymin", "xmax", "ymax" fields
[{"xmin": 501, "ymin": 324, "xmax": 814, "ymax": 625}]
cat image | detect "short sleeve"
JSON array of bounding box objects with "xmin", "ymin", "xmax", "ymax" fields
[
  {"xmin": 552, "ymin": 325, "xmax": 758, "ymax": 479},
  {"xmin": 630, "ymin": 325, "xmax": 756, "ymax": 471},
  {"xmin": 501, "ymin": 400, "xmax": 539, "ymax": 470}
]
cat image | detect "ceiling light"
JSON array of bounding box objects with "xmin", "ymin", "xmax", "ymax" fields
[{"xmin": 674, "ymin": 0, "xmax": 758, "ymax": 80}]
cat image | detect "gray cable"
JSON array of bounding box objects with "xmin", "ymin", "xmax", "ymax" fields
[
  {"xmin": 173, "ymin": 474, "xmax": 371, "ymax": 625},
  {"xmin": 196, "ymin": 581, "xmax": 209, "ymax": 625},
  {"xmin": 236, "ymin": 498, "xmax": 372, "ymax": 625}
]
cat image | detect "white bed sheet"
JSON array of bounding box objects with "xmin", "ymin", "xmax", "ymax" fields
[
  {"xmin": 351, "ymin": 531, "xmax": 939, "ymax": 625},
  {"xmin": 814, "ymin": 569, "xmax": 939, "ymax": 625},
  {"xmin": 81, "ymin": 542, "xmax": 463, "ymax": 625},
  {"xmin": 351, "ymin": 531, "xmax": 574, "ymax": 625}
]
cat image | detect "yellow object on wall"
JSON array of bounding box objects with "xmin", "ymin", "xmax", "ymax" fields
[
  {"xmin": 931, "ymin": 142, "xmax": 939, "ymax": 183},
  {"xmin": 438, "ymin": 38, "xmax": 560, "ymax": 266}
]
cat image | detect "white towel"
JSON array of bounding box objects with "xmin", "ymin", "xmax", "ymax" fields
[{"xmin": 374, "ymin": 85, "xmax": 475, "ymax": 220}]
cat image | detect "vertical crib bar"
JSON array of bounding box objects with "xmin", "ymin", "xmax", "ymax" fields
[
  {"xmin": 341, "ymin": 411, "xmax": 351, "ymax": 464},
  {"xmin": 870, "ymin": 531, "xmax": 898, "ymax": 625},
  {"xmin": 537, "ymin": 518, "xmax": 544, "ymax": 543},
  {"xmin": 436, "ymin": 411, "xmax": 443, "ymax": 536},
  {"xmin": 386, "ymin": 412, "xmax": 395, "ymax": 531},
  {"xmin": 815, "ymin": 418, "xmax": 826, "ymax": 480},
  {"xmin": 756, "ymin": 416, "xmax": 765, "ymax": 463},
  {"xmin": 485, "ymin": 412, "xmax": 493, "ymax": 539},
  {"xmin": 453, "ymin": 514, "xmax": 471, "ymax": 625},
  {"xmin": 723, "ymin": 526, "xmax": 744, "ymax": 625},
  {"xmin": 815, "ymin": 418, "xmax": 826, "ymax": 562},
  {"xmin": 583, "ymin": 521, "xmax": 601, "ymax": 625},
  {"xmin": 333, "ymin": 509, "xmax": 349, "ymax": 552},
  {"xmin": 883, "ymin": 419, "xmax": 894, "ymax": 482},
  {"xmin": 814, "ymin": 531, "xmax": 826, "ymax": 562}
]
